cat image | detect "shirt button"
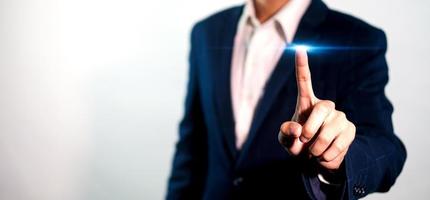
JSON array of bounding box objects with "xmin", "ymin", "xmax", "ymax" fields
[{"xmin": 233, "ymin": 177, "xmax": 244, "ymax": 186}]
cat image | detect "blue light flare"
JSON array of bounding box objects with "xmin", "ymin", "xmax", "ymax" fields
[{"xmin": 285, "ymin": 43, "xmax": 384, "ymax": 53}]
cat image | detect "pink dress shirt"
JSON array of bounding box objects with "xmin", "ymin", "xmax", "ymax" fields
[{"xmin": 231, "ymin": 0, "xmax": 311, "ymax": 149}]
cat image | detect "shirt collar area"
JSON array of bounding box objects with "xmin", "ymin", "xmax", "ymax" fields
[{"xmin": 240, "ymin": 0, "xmax": 311, "ymax": 44}]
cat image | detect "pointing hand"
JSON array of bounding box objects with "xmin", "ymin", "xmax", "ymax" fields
[{"xmin": 278, "ymin": 47, "xmax": 356, "ymax": 170}]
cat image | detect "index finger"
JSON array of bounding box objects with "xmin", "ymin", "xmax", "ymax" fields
[{"xmin": 295, "ymin": 46, "xmax": 315, "ymax": 99}]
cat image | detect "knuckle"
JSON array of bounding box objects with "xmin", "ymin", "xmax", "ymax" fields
[
  {"xmin": 323, "ymin": 145, "xmax": 341, "ymax": 161},
  {"xmin": 335, "ymin": 112, "xmax": 348, "ymax": 130},
  {"xmin": 337, "ymin": 111, "xmax": 346, "ymax": 120},
  {"xmin": 333, "ymin": 143, "xmax": 345, "ymax": 153},
  {"xmin": 315, "ymin": 102, "xmax": 327, "ymax": 110},
  {"xmin": 350, "ymin": 122, "xmax": 356, "ymax": 132},
  {"xmin": 310, "ymin": 143, "xmax": 324, "ymax": 156},
  {"xmin": 297, "ymin": 74, "xmax": 309, "ymax": 82},
  {"xmin": 316, "ymin": 101, "xmax": 335, "ymax": 113},
  {"xmin": 318, "ymin": 135, "xmax": 331, "ymax": 146},
  {"xmin": 348, "ymin": 122, "xmax": 357, "ymax": 140},
  {"xmin": 341, "ymin": 123, "xmax": 349, "ymax": 133},
  {"xmin": 302, "ymin": 125, "xmax": 313, "ymax": 138},
  {"xmin": 326, "ymin": 100, "xmax": 336, "ymax": 108},
  {"xmin": 313, "ymin": 105, "xmax": 328, "ymax": 115},
  {"xmin": 322, "ymin": 153, "xmax": 333, "ymax": 162},
  {"xmin": 310, "ymin": 147, "xmax": 321, "ymax": 156},
  {"xmin": 342, "ymin": 121, "xmax": 349, "ymax": 131},
  {"xmin": 320, "ymin": 100, "xmax": 335, "ymax": 109}
]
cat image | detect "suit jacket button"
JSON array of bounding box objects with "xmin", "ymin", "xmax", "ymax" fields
[
  {"xmin": 233, "ymin": 177, "xmax": 243, "ymax": 186},
  {"xmin": 353, "ymin": 185, "xmax": 366, "ymax": 197},
  {"xmin": 353, "ymin": 186, "xmax": 360, "ymax": 196}
]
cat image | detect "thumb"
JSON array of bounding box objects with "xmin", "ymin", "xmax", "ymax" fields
[{"xmin": 278, "ymin": 121, "xmax": 304, "ymax": 156}]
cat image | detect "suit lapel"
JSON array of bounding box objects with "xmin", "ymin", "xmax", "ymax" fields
[{"xmin": 213, "ymin": 6, "xmax": 244, "ymax": 160}]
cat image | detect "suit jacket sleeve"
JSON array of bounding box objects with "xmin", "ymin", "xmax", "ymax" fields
[
  {"xmin": 166, "ymin": 23, "xmax": 208, "ymax": 200},
  {"xmin": 335, "ymin": 28, "xmax": 407, "ymax": 199}
]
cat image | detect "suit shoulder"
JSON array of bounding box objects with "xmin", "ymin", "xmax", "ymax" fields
[
  {"xmin": 191, "ymin": 5, "xmax": 243, "ymax": 35},
  {"xmin": 323, "ymin": 9, "xmax": 386, "ymax": 45},
  {"xmin": 200, "ymin": 5, "xmax": 243, "ymax": 25}
]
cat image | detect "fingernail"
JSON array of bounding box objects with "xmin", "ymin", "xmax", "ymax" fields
[{"xmin": 300, "ymin": 136, "xmax": 308, "ymax": 143}]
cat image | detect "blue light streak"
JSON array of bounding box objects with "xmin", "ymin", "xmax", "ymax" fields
[{"xmin": 285, "ymin": 43, "xmax": 384, "ymax": 53}]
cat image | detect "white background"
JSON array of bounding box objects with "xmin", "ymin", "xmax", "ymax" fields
[{"xmin": 0, "ymin": 0, "xmax": 429, "ymax": 199}]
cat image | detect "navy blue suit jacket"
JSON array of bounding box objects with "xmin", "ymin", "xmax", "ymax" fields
[{"xmin": 167, "ymin": 0, "xmax": 406, "ymax": 199}]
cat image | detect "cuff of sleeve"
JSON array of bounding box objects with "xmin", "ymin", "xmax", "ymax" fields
[
  {"xmin": 304, "ymin": 158, "xmax": 347, "ymax": 200},
  {"xmin": 317, "ymin": 162, "xmax": 346, "ymax": 186}
]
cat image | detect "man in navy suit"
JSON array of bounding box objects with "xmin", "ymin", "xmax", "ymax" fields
[{"xmin": 167, "ymin": 0, "xmax": 406, "ymax": 199}]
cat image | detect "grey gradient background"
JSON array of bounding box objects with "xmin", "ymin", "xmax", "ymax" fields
[{"xmin": 0, "ymin": 0, "xmax": 429, "ymax": 199}]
